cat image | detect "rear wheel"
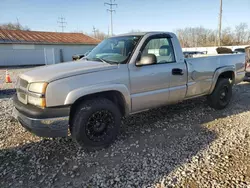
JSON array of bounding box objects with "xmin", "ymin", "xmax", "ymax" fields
[
  {"xmin": 70, "ymin": 98, "xmax": 121, "ymax": 151},
  {"xmin": 207, "ymin": 78, "xmax": 232, "ymax": 110}
]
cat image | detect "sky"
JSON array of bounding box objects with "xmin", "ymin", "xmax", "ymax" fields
[{"xmin": 1, "ymin": 0, "xmax": 250, "ymax": 35}]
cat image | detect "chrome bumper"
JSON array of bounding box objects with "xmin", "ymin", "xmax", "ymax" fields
[{"xmin": 13, "ymin": 107, "xmax": 69, "ymax": 138}]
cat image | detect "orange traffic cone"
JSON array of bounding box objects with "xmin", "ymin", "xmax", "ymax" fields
[{"xmin": 5, "ymin": 70, "xmax": 12, "ymax": 83}]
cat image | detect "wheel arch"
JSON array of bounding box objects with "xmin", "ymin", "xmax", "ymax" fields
[
  {"xmin": 67, "ymin": 85, "xmax": 131, "ymax": 126},
  {"xmin": 209, "ymin": 66, "xmax": 235, "ymax": 94}
]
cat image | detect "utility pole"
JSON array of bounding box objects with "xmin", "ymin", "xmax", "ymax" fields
[
  {"xmin": 92, "ymin": 26, "xmax": 97, "ymax": 38},
  {"xmin": 218, "ymin": 0, "xmax": 223, "ymax": 46},
  {"xmin": 104, "ymin": 0, "xmax": 117, "ymax": 36},
  {"xmin": 57, "ymin": 16, "xmax": 67, "ymax": 32}
]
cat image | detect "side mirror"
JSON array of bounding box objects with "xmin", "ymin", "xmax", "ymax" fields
[{"xmin": 136, "ymin": 54, "xmax": 157, "ymax": 66}]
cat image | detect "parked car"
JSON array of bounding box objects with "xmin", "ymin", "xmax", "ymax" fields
[
  {"xmin": 13, "ymin": 31, "xmax": 246, "ymax": 150},
  {"xmin": 233, "ymin": 48, "xmax": 245, "ymax": 54}
]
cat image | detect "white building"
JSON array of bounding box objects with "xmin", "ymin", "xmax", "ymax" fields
[{"xmin": 0, "ymin": 29, "xmax": 100, "ymax": 66}]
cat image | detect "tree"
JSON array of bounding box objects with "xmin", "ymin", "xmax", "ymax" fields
[
  {"xmin": 128, "ymin": 29, "xmax": 141, "ymax": 33},
  {"xmin": 176, "ymin": 27, "xmax": 217, "ymax": 47},
  {"xmin": 235, "ymin": 23, "xmax": 248, "ymax": 44},
  {"xmin": 0, "ymin": 22, "xmax": 30, "ymax": 31},
  {"xmin": 83, "ymin": 29, "xmax": 108, "ymax": 41},
  {"xmin": 93, "ymin": 30, "xmax": 109, "ymax": 40},
  {"xmin": 176, "ymin": 23, "xmax": 250, "ymax": 47},
  {"xmin": 221, "ymin": 27, "xmax": 234, "ymax": 46}
]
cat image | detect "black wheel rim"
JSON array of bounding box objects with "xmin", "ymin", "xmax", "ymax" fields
[
  {"xmin": 219, "ymin": 85, "xmax": 229, "ymax": 104},
  {"xmin": 86, "ymin": 110, "xmax": 114, "ymax": 142}
]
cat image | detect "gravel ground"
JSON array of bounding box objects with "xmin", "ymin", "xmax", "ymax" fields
[{"xmin": 1, "ymin": 67, "xmax": 250, "ymax": 188}]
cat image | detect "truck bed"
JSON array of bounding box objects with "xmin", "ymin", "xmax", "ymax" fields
[{"xmin": 184, "ymin": 53, "xmax": 245, "ymax": 99}]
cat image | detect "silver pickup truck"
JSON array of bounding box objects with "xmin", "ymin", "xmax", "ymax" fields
[{"xmin": 13, "ymin": 32, "xmax": 246, "ymax": 150}]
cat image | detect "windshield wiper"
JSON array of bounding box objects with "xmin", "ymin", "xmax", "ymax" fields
[
  {"xmin": 86, "ymin": 57, "xmax": 119, "ymax": 64},
  {"xmin": 96, "ymin": 57, "xmax": 108, "ymax": 64},
  {"xmin": 87, "ymin": 57, "xmax": 114, "ymax": 64}
]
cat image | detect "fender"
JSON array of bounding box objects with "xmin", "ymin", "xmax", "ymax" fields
[
  {"xmin": 64, "ymin": 84, "xmax": 131, "ymax": 114},
  {"xmin": 208, "ymin": 65, "xmax": 235, "ymax": 94}
]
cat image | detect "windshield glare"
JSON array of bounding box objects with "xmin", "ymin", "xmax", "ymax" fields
[{"xmin": 86, "ymin": 36, "xmax": 142, "ymax": 64}]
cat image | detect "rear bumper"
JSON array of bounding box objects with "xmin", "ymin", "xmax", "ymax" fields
[
  {"xmin": 12, "ymin": 94, "xmax": 70, "ymax": 138},
  {"xmin": 235, "ymin": 71, "xmax": 246, "ymax": 84}
]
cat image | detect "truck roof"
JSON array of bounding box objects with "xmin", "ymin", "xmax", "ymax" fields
[{"xmin": 112, "ymin": 31, "xmax": 175, "ymax": 37}]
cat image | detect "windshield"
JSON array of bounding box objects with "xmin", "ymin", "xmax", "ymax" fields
[{"xmin": 86, "ymin": 35, "xmax": 142, "ymax": 64}]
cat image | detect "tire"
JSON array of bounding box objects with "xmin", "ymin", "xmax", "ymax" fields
[
  {"xmin": 70, "ymin": 98, "xmax": 121, "ymax": 151},
  {"xmin": 207, "ymin": 78, "xmax": 232, "ymax": 110}
]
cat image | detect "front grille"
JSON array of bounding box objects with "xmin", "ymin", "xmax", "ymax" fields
[
  {"xmin": 20, "ymin": 78, "xmax": 28, "ymax": 89},
  {"xmin": 16, "ymin": 77, "xmax": 28, "ymax": 104}
]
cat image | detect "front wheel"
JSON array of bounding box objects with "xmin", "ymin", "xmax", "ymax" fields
[
  {"xmin": 207, "ymin": 78, "xmax": 232, "ymax": 110},
  {"xmin": 70, "ymin": 98, "xmax": 121, "ymax": 151}
]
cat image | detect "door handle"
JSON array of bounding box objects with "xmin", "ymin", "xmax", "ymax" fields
[{"xmin": 172, "ymin": 68, "xmax": 183, "ymax": 75}]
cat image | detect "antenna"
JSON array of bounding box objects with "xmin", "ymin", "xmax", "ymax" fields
[
  {"xmin": 57, "ymin": 16, "xmax": 67, "ymax": 32},
  {"xmin": 104, "ymin": 0, "xmax": 117, "ymax": 36}
]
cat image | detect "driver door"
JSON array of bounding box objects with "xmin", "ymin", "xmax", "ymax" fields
[{"xmin": 129, "ymin": 34, "xmax": 186, "ymax": 112}]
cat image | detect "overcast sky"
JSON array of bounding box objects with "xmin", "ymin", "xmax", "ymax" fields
[{"xmin": 1, "ymin": 0, "xmax": 250, "ymax": 34}]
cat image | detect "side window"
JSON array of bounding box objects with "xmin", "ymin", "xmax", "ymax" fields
[{"xmin": 141, "ymin": 37, "xmax": 175, "ymax": 64}]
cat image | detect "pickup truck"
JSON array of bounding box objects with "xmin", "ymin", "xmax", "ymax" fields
[{"xmin": 13, "ymin": 32, "xmax": 246, "ymax": 150}]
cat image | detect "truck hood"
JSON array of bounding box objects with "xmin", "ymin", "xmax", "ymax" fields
[{"xmin": 20, "ymin": 60, "xmax": 118, "ymax": 83}]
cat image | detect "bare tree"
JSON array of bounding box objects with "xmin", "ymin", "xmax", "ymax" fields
[
  {"xmin": 221, "ymin": 27, "xmax": 235, "ymax": 46},
  {"xmin": 176, "ymin": 27, "xmax": 217, "ymax": 47},
  {"xmin": 93, "ymin": 29, "xmax": 109, "ymax": 40},
  {"xmin": 128, "ymin": 29, "xmax": 142, "ymax": 33},
  {"xmin": 71, "ymin": 28, "xmax": 107, "ymax": 41},
  {"xmin": 235, "ymin": 23, "xmax": 248, "ymax": 44},
  {"xmin": 0, "ymin": 22, "xmax": 30, "ymax": 31},
  {"xmin": 176, "ymin": 23, "xmax": 250, "ymax": 47}
]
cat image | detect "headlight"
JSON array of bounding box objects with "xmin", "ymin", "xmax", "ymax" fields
[
  {"xmin": 28, "ymin": 95, "xmax": 46, "ymax": 107},
  {"xmin": 28, "ymin": 82, "xmax": 48, "ymax": 94},
  {"xmin": 28, "ymin": 82, "xmax": 48, "ymax": 108}
]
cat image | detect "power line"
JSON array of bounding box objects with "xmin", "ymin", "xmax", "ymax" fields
[
  {"xmin": 218, "ymin": 0, "xmax": 223, "ymax": 46},
  {"xmin": 57, "ymin": 16, "xmax": 67, "ymax": 32},
  {"xmin": 104, "ymin": 0, "xmax": 117, "ymax": 36}
]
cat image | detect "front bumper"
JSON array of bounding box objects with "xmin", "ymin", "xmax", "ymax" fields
[{"xmin": 13, "ymin": 94, "xmax": 70, "ymax": 138}]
